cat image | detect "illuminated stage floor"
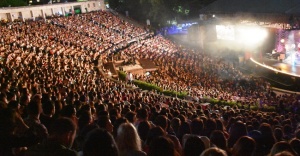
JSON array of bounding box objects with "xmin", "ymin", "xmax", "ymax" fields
[{"xmin": 250, "ymin": 57, "xmax": 300, "ymax": 77}]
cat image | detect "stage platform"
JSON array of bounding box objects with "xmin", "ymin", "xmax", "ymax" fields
[
  {"xmin": 244, "ymin": 57, "xmax": 300, "ymax": 91},
  {"xmin": 250, "ymin": 57, "xmax": 300, "ymax": 78}
]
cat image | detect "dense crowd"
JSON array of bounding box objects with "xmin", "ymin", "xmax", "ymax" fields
[
  {"xmin": 0, "ymin": 10, "xmax": 300, "ymax": 156},
  {"xmin": 118, "ymin": 34, "xmax": 300, "ymax": 111}
]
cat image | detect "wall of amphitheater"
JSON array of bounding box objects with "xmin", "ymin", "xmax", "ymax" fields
[{"xmin": 0, "ymin": 0, "xmax": 105, "ymax": 22}]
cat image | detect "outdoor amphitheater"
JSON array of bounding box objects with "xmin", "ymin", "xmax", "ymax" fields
[{"xmin": 1, "ymin": 0, "xmax": 300, "ymax": 156}]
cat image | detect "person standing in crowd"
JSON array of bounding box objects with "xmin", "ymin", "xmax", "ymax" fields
[
  {"xmin": 82, "ymin": 128, "xmax": 119, "ymax": 156},
  {"xmin": 0, "ymin": 108, "xmax": 39, "ymax": 156},
  {"xmin": 126, "ymin": 72, "xmax": 133, "ymax": 85},
  {"xmin": 23, "ymin": 95, "xmax": 48, "ymax": 143},
  {"xmin": 25, "ymin": 117, "xmax": 78, "ymax": 156},
  {"xmin": 116, "ymin": 123, "xmax": 146, "ymax": 156}
]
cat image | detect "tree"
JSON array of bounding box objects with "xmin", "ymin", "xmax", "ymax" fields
[
  {"xmin": 0, "ymin": 0, "xmax": 27, "ymax": 7},
  {"xmin": 188, "ymin": 0, "xmax": 216, "ymax": 18},
  {"xmin": 108, "ymin": 0, "xmax": 121, "ymax": 10},
  {"xmin": 148, "ymin": 0, "xmax": 174, "ymax": 27},
  {"xmin": 108, "ymin": 0, "xmax": 216, "ymax": 28}
]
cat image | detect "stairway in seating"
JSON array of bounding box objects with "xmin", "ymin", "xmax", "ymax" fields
[
  {"xmin": 139, "ymin": 59, "xmax": 157, "ymax": 71},
  {"xmin": 103, "ymin": 62, "xmax": 118, "ymax": 77}
]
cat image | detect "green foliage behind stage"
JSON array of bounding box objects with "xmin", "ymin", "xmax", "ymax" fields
[
  {"xmin": 0, "ymin": 0, "xmax": 27, "ymax": 7},
  {"xmin": 108, "ymin": 0, "xmax": 216, "ymax": 27}
]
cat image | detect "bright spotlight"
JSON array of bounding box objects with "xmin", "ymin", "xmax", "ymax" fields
[
  {"xmin": 285, "ymin": 44, "xmax": 289, "ymax": 50},
  {"xmin": 237, "ymin": 26, "xmax": 268, "ymax": 45},
  {"xmin": 212, "ymin": 14, "xmax": 215, "ymax": 18},
  {"xmin": 292, "ymin": 44, "xmax": 296, "ymax": 49},
  {"xmin": 280, "ymin": 39, "xmax": 285, "ymax": 43}
]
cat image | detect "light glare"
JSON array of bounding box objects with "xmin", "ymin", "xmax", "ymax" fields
[{"xmin": 237, "ymin": 26, "xmax": 268, "ymax": 45}]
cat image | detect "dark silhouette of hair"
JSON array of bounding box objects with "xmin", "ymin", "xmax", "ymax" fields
[
  {"xmin": 177, "ymin": 114, "xmax": 186, "ymax": 123},
  {"xmin": 177, "ymin": 121, "xmax": 191, "ymax": 143},
  {"xmin": 283, "ymin": 124, "xmax": 293, "ymax": 141},
  {"xmin": 190, "ymin": 118, "xmax": 204, "ymax": 135},
  {"xmin": 216, "ymin": 119, "xmax": 226, "ymax": 132},
  {"xmin": 232, "ymin": 136, "xmax": 256, "ymax": 156},
  {"xmin": 97, "ymin": 110, "xmax": 109, "ymax": 118},
  {"xmin": 252, "ymin": 120, "xmax": 260, "ymax": 130},
  {"xmin": 83, "ymin": 128, "xmax": 119, "ymax": 156},
  {"xmin": 248, "ymin": 130, "xmax": 265, "ymax": 156},
  {"xmin": 137, "ymin": 121, "xmax": 151, "ymax": 142},
  {"xmin": 295, "ymin": 129, "xmax": 300, "ymax": 140},
  {"xmin": 20, "ymin": 94, "xmax": 29, "ymax": 106},
  {"xmin": 210, "ymin": 130, "xmax": 227, "ymax": 150},
  {"xmin": 109, "ymin": 108, "xmax": 119, "ymax": 118},
  {"xmin": 228, "ymin": 121, "xmax": 247, "ymax": 148},
  {"xmin": 145, "ymin": 126, "xmax": 166, "ymax": 146},
  {"xmin": 113, "ymin": 117, "xmax": 128, "ymax": 138},
  {"xmin": 0, "ymin": 108, "xmax": 16, "ymax": 134},
  {"xmin": 42, "ymin": 100, "xmax": 55, "ymax": 115},
  {"xmin": 97, "ymin": 115, "xmax": 110, "ymax": 129},
  {"xmin": 137, "ymin": 108, "xmax": 148, "ymax": 120},
  {"xmin": 259, "ymin": 123, "xmax": 276, "ymax": 154},
  {"xmin": 204, "ymin": 118, "xmax": 217, "ymax": 137},
  {"xmin": 273, "ymin": 151, "xmax": 295, "ymax": 156},
  {"xmin": 170, "ymin": 117, "xmax": 181, "ymax": 136},
  {"xmin": 7, "ymin": 100, "xmax": 19, "ymax": 110},
  {"xmin": 129, "ymin": 104, "xmax": 136, "ymax": 112},
  {"xmin": 60, "ymin": 104, "xmax": 76, "ymax": 118},
  {"xmin": 49, "ymin": 117, "xmax": 76, "ymax": 136},
  {"xmin": 148, "ymin": 136, "xmax": 175, "ymax": 156},
  {"xmin": 269, "ymin": 141, "xmax": 297, "ymax": 156},
  {"xmin": 155, "ymin": 115, "xmax": 168, "ymax": 130},
  {"xmin": 274, "ymin": 128, "xmax": 283, "ymax": 142},
  {"xmin": 0, "ymin": 92, "xmax": 7, "ymax": 104},
  {"xmin": 27, "ymin": 100, "xmax": 42, "ymax": 116},
  {"xmin": 77, "ymin": 105, "xmax": 91, "ymax": 117},
  {"xmin": 183, "ymin": 135, "xmax": 205, "ymax": 156},
  {"xmin": 78, "ymin": 111, "xmax": 92, "ymax": 131},
  {"xmin": 289, "ymin": 138, "xmax": 300, "ymax": 156},
  {"xmin": 78, "ymin": 124, "xmax": 99, "ymax": 138},
  {"xmin": 125, "ymin": 111, "xmax": 136, "ymax": 123},
  {"xmin": 74, "ymin": 124, "xmax": 99, "ymax": 151},
  {"xmin": 200, "ymin": 147, "xmax": 228, "ymax": 156}
]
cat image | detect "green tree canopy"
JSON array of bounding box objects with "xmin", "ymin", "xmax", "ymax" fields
[
  {"xmin": 0, "ymin": 0, "xmax": 27, "ymax": 7},
  {"xmin": 109, "ymin": 0, "xmax": 215, "ymax": 28}
]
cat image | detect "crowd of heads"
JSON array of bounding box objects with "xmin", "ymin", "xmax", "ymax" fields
[{"xmin": 0, "ymin": 10, "xmax": 300, "ymax": 156}]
